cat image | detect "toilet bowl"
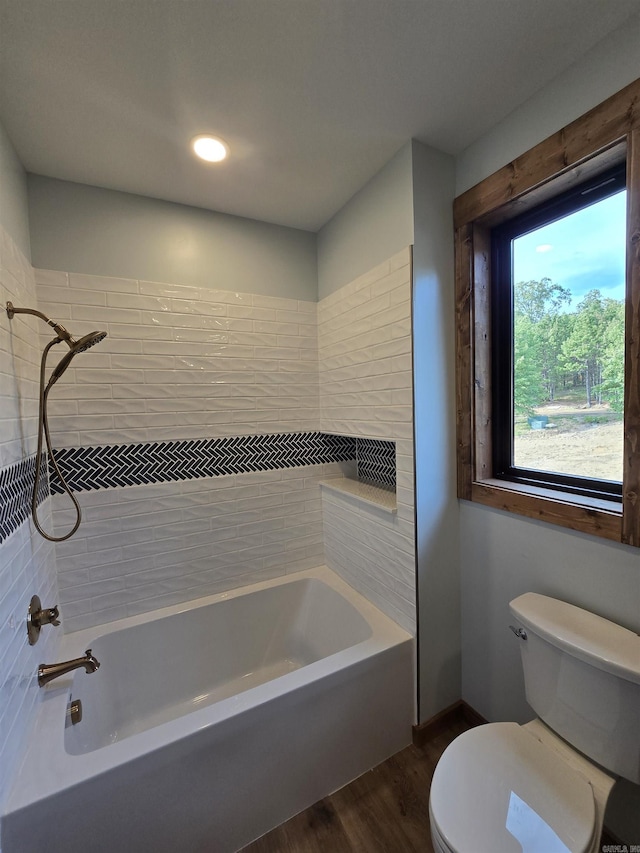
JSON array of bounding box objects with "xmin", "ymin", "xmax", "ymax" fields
[
  {"xmin": 429, "ymin": 720, "xmax": 614, "ymax": 853},
  {"xmin": 429, "ymin": 593, "xmax": 640, "ymax": 853}
]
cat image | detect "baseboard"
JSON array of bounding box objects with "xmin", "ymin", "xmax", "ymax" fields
[{"xmin": 412, "ymin": 700, "xmax": 486, "ymax": 747}]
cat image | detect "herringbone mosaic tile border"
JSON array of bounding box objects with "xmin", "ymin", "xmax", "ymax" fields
[
  {"xmin": 49, "ymin": 432, "xmax": 359, "ymax": 494},
  {"xmin": 1, "ymin": 433, "xmax": 396, "ymax": 544},
  {"xmin": 0, "ymin": 454, "xmax": 50, "ymax": 544}
]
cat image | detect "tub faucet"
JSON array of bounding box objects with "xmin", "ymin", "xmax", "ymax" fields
[{"xmin": 38, "ymin": 649, "xmax": 100, "ymax": 687}]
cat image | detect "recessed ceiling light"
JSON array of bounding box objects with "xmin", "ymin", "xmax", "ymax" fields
[
  {"xmin": 535, "ymin": 243, "xmax": 553, "ymax": 253},
  {"xmin": 191, "ymin": 135, "xmax": 228, "ymax": 163}
]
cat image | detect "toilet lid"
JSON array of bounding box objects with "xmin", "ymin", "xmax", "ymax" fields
[{"xmin": 430, "ymin": 723, "xmax": 596, "ymax": 853}]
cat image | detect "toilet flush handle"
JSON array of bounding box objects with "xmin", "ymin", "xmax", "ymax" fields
[{"xmin": 509, "ymin": 625, "xmax": 528, "ymax": 640}]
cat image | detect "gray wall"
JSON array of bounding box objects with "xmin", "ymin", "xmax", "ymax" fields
[
  {"xmin": 27, "ymin": 175, "xmax": 317, "ymax": 300},
  {"xmin": 0, "ymin": 119, "xmax": 30, "ymax": 259},
  {"xmin": 456, "ymin": 11, "xmax": 640, "ymax": 195},
  {"xmin": 411, "ymin": 140, "xmax": 460, "ymax": 721},
  {"xmin": 456, "ymin": 19, "xmax": 640, "ymax": 842},
  {"xmin": 317, "ymin": 141, "xmax": 414, "ymax": 298}
]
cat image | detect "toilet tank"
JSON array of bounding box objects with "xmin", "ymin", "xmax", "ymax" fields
[{"xmin": 509, "ymin": 593, "xmax": 640, "ymax": 783}]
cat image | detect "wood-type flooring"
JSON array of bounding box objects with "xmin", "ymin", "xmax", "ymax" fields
[
  {"xmin": 242, "ymin": 714, "xmax": 469, "ymax": 853},
  {"xmin": 243, "ymin": 714, "xmax": 620, "ymax": 853}
]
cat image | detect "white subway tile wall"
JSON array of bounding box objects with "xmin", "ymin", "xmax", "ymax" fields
[
  {"xmin": 52, "ymin": 463, "xmax": 343, "ymax": 632},
  {"xmin": 35, "ymin": 272, "xmax": 319, "ymax": 447},
  {"xmin": 319, "ymin": 247, "xmax": 413, "ymax": 440},
  {"xmin": 0, "ymin": 226, "xmax": 60, "ymax": 812},
  {"xmin": 33, "ymin": 269, "xmax": 345, "ymax": 630},
  {"xmin": 34, "ymin": 252, "xmax": 415, "ymax": 635},
  {"xmin": 318, "ymin": 247, "xmax": 416, "ymax": 632}
]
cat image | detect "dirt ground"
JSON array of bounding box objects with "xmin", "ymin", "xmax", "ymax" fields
[{"xmin": 514, "ymin": 414, "xmax": 623, "ymax": 481}]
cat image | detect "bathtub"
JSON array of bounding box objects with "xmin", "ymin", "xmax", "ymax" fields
[{"xmin": 2, "ymin": 566, "xmax": 414, "ymax": 853}]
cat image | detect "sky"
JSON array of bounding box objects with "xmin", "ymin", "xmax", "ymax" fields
[{"xmin": 513, "ymin": 189, "xmax": 627, "ymax": 308}]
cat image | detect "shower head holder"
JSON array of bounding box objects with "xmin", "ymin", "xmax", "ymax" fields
[
  {"xmin": 6, "ymin": 301, "xmax": 107, "ymax": 386},
  {"xmin": 6, "ymin": 301, "xmax": 73, "ymax": 343}
]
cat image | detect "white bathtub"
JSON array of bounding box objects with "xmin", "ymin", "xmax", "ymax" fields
[{"xmin": 2, "ymin": 566, "xmax": 414, "ymax": 852}]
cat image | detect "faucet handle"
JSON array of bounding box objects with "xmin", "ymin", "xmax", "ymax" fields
[
  {"xmin": 27, "ymin": 596, "xmax": 61, "ymax": 645},
  {"xmin": 41, "ymin": 605, "xmax": 61, "ymax": 627},
  {"xmin": 84, "ymin": 649, "xmax": 100, "ymax": 670}
]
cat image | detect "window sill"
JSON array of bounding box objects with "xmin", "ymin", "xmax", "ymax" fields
[
  {"xmin": 468, "ymin": 478, "xmax": 622, "ymax": 542},
  {"xmin": 319, "ymin": 478, "xmax": 397, "ymax": 514}
]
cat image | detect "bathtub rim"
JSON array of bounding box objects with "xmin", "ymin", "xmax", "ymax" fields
[{"xmin": 4, "ymin": 564, "xmax": 413, "ymax": 818}]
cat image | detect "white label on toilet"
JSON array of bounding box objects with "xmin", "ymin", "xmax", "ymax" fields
[{"xmin": 505, "ymin": 790, "xmax": 571, "ymax": 853}]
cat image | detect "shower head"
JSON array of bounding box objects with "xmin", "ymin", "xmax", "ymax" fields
[
  {"xmin": 72, "ymin": 330, "xmax": 108, "ymax": 353},
  {"xmin": 49, "ymin": 330, "xmax": 107, "ymax": 385},
  {"xmin": 6, "ymin": 302, "xmax": 107, "ymax": 386}
]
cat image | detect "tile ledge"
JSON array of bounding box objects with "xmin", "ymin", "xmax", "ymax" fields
[{"xmin": 319, "ymin": 478, "xmax": 397, "ymax": 514}]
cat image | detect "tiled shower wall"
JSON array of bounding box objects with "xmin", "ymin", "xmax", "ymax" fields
[
  {"xmin": 30, "ymin": 249, "xmax": 415, "ymax": 636},
  {"xmin": 319, "ymin": 247, "xmax": 416, "ymax": 632},
  {"xmin": 35, "ymin": 271, "xmax": 349, "ymax": 631},
  {"xmin": 35, "ymin": 270, "xmax": 320, "ymax": 446},
  {"xmin": 0, "ymin": 226, "xmax": 59, "ymax": 811}
]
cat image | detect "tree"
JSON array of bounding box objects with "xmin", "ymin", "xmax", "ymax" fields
[
  {"xmin": 513, "ymin": 278, "xmax": 572, "ymax": 411},
  {"xmin": 513, "ymin": 314, "xmax": 544, "ymax": 416},
  {"xmin": 515, "ymin": 278, "xmax": 571, "ymax": 323},
  {"xmin": 513, "ymin": 281, "xmax": 625, "ymax": 414},
  {"xmin": 596, "ymin": 300, "xmax": 625, "ymax": 412},
  {"xmin": 561, "ymin": 290, "xmax": 608, "ymax": 407}
]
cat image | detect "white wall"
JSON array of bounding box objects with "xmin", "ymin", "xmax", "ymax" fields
[
  {"xmin": 34, "ymin": 268, "xmax": 345, "ymax": 631},
  {"xmin": 318, "ymin": 248, "xmax": 415, "ymax": 634},
  {"xmin": 35, "ymin": 268, "xmax": 320, "ymax": 448},
  {"xmin": 456, "ymin": 27, "xmax": 640, "ymax": 841},
  {"xmin": 0, "ymin": 123, "xmax": 59, "ymax": 817},
  {"xmin": 28, "ymin": 176, "xmax": 317, "ymax": 301}
]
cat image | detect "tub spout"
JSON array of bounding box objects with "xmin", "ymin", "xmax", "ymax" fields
[{"xmin": 38, "ymin": 649, "xmax": 100, "ymax": 687}]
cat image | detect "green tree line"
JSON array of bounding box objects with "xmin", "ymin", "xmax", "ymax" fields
[{"xmin": 514, "ymin": 278, "xmax": 625, "ymax": 416}]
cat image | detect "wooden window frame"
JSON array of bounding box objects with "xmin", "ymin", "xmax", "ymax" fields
[{"xmin": 454, "ymin": 78, "xmax": 640, "ymax": 546}]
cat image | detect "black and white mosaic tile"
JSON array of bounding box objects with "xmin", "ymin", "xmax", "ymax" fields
[
  {"xmin": 356, "ymin": 439, "xmax": 396, "ymax": 488},
  {"xmin": 0, "ymin": 434, "xmax": 397, "ymax": 542},
  {"xmin": 0, "ymin": 453, "xmax": 50, "ymax": 545},
  {"xmin": 49, "ymin": 432, "xmax": 358, "ymax": 494}
]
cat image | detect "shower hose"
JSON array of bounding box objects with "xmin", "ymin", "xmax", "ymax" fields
[{"xmin": 32, "ymin": 337, "xmax": 83, "ymax": 542}]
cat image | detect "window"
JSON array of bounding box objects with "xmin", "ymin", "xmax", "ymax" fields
[
  {"xmin": 491, "ymin": 164, "xmax": 626, "ymax": 501},
  {"xmin": 454, "ymin": 78, "xmax": 640, "ymax": 546}
]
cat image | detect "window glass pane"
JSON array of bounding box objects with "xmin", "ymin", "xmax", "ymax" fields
[{"xmin": 511, "ymin": 189, "xmax": 626, "ymax": 482}]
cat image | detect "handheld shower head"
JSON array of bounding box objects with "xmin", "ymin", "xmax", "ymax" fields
[
  {"xmin": 72, "ymin": 330, "xmax": 108, "ymax": 354},
  {"xmin": 6, "ymin": 302, "xmax": 108, "ymax": 542},
  {"xmin": 6, "ymin": 302, "xmax": 107, "ymax": 386},
  {"xmin": 49, "ymin": 330, "xmax": 108, "ymax": 386}
]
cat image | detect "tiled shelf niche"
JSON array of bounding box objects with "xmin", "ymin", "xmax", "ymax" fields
[
  {"xmin": 321, "ymin": 436, "xmax": 397, "ymax": 514},
  {"xmin": 319, "ymin": 477, "xmax": 397, "ymax": 514}
]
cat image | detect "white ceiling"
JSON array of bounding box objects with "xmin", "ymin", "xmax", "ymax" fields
[{"xmin": 0, "ymin": 1, "xmax": 638, "ymax": 232}]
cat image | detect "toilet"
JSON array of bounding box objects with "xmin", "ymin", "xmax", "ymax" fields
[{"xmin": 429, "ymin": 593, "xmax": 640, "ymax": 853}]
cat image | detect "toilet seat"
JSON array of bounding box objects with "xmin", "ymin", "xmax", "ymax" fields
[{"xmin": 429, "ymin": 722, "xmax": 597, "ymax": 853}]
